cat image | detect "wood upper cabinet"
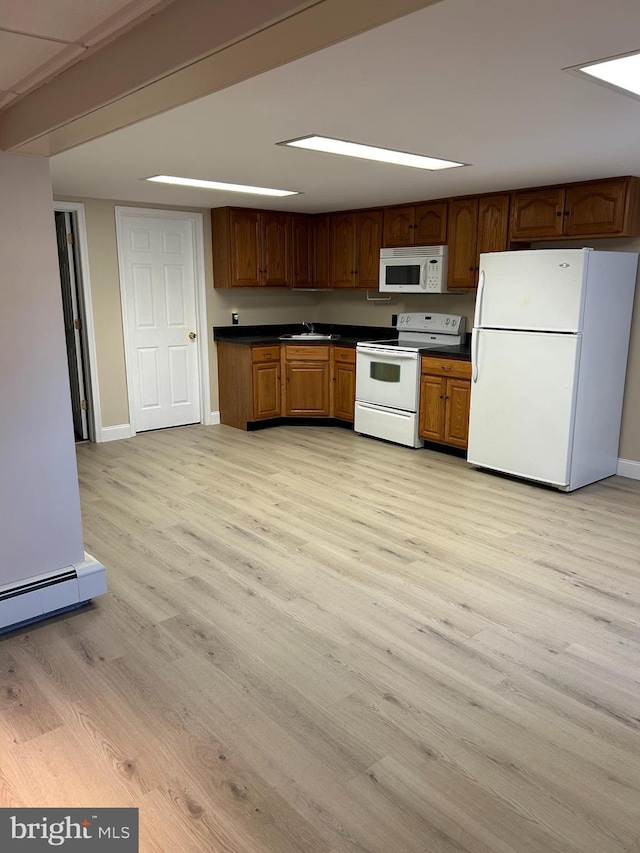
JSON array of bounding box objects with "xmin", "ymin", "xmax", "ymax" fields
[
  {"xmin": 312, "ymin": 215, "xmax": 330, "ymax": 288},
  {"xmin": 355, "ymin": 210, "xmax": 383, "ymax": 288},
  {"xmin": 228, "ymin": 209, "xmax": 261, "ymax": 286},
  {"xmin": 330, "ymin": 209, "xmax": 382, "ymax": 288},
  {"xmin": 212, "ymin": 207, "xmax": 291, "ymax": 287},
  {"xmin": 419, "ymin": 357, "xmax": 472, "ymax": 448},
  {"xmin": 477, "ymin": 194, "xmax": 510, "ymax": 257},
  {"xmin": 447, "ymin": 198, "xmax": 479, "ymax": 289},
  {"xmin": 291, "ymin": 214, "xmax": 311, "ymax": 288},
  {"xmin": 510, "ymin": 178, "xmax": 640, "ymax": 241},
  {"xmin": 383, "ymin": 201, "xmax": 448, "ymax": 247},
  {"xmin": 281, "ymin": 345, "xmax": 331, "ymax": 416},
  {"xmin": 260, "ymin": 211, "xmax": 290, "ymax": 286},
  {"xmin": 332, "ymin": 347, "xmax": 356, "ymax": 422},
  {"xmin": 509, "ymin": 188, "xmax": 565, "ymax": 240},
  {"xmin": 330, "ymin": 212, "xmax": 357, "ymax": 287},
  {"xmin": 563, "ymin": 180, "xmax": 629, "ymax": 236}
]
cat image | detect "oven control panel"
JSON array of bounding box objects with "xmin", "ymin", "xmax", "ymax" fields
[{"xmin": 396, "ymin": 312, "xmax": 466, "ymax": 336}]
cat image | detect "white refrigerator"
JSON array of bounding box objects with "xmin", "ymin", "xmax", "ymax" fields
[{"xmin": 467, "ymin": 248, "xmax": 638, "ymax": 491}]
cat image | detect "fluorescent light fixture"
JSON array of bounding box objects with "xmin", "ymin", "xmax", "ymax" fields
[
  {"xmin": 145, "ymin": 175, "xmax": 299, "ymax": 197},
  {"xmin": 279, "ymin": 135, "xmax": 466, "ymax": 170},
  {"xmin": 569, "ymin": 49, "xmax": 640, "ymax": 101}
]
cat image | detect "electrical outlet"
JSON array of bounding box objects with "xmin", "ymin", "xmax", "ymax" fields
[{"xmin": 232, "ymin": 312, "xmax": 239, "ymax": 325}]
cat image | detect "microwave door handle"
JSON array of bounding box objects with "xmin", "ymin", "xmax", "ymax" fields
[
  {"xmin": 473, "ymin": 269, "xmax": 485, "ymax": 328},
  {"xmin": 421, "ymin": 263, "xmax": 428, "ymax": 290}
]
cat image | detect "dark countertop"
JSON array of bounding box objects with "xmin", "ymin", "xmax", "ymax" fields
[{"xmin": 213, "ymin": 324, "xmax": 471, "ymax": 360}]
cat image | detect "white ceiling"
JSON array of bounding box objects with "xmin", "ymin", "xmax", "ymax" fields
[
  {"xmin": 0, "ymin": 0, "xmax": 170, "ymax": 109},
  {"xmin": 50, "ymin": 0, "xmax": 640, "ymax": 213}
]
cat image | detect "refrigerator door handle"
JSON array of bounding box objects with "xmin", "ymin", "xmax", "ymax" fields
[
  {"xmin": 473, "ymin": 270, "xmax": 485, "ymax": 328},
  {"xmin": 471, "ymin": 328, "xmax": 479, "ymax": 382}
]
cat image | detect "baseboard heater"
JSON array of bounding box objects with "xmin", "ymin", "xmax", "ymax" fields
[{"xmin": 0, "ymin": 553, "xmax": 107, "ymax": 635}]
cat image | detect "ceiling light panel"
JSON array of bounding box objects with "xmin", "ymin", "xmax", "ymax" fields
[
  {"xmin": 571, "ymin": 50, "xmax": 640, "ymax": 100},
  {"xmin": 145, "ymin": 175, "xmax": 299, "ymax": 196},
  {"xmin": 280, "ymin": 135, "xmax": 466, "ymax": 170}
]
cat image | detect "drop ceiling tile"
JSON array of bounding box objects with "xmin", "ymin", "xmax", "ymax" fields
[
  {"xmin": 0, "ymin": 0, "xmax": 167, "ymax": 43},
  {"xmin": 0, "ymin": 31, "xmax": 66, "ymax": 90}
]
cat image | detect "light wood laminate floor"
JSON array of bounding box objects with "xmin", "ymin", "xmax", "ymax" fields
[{"xmin": 2, "ymin": 424, "xmax": 640, "ymax": 852}]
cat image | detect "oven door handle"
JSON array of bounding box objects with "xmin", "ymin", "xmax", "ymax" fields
[{"xmin": 357, "ymin": 348, "xmax": 418, "ymax": 360}]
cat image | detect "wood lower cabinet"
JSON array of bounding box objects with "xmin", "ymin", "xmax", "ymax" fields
[
  {"xmin": 332, "ymin": 347, "xmax": 356, "ymax": 422},
  {"xmin": 419, "ymin": 357, "xmax": 472, "ymax": 448},
  {"xmin": 212, "ymin": 207, "xmax": 290, "ymax": 288},
  {"xmin": 252, "ymin": 361, "xmax": 281, "ymax": 419},
  {"xmin": 510, "ymin": 177, "xmax": 640, "ymax": 241},
  {"xmin": 217, "ymin": 343, "xmax": 281, "ymax": 429},
  {"xmin": 281, "ymin": 345, "xmax": 331, "ymax": 416},
  {"xmin": 383, "ymin": 201, "xmax": 448, "ymax": 247}
]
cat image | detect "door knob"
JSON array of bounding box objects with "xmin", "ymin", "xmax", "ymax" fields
[{"xmin": 189, "ymin": 331, "xmax": 197, "ymax": 340}]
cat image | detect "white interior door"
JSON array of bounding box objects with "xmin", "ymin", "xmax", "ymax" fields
[
  {"xmin": 467, "ymin": 329, "xmax": 581, "ymax": 487},
  {"xmin": 118, "ymin": 213, "xmax": 201, "ymax": 432}
]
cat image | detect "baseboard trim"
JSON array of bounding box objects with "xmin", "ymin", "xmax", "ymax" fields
[
  {"xmin": 210, "ymin": 411, "xmax": 221, "ymax": 425},
  {"xmin": 617, "ymin": 458, "xmax": 640, "ymax": 480},
  {"xmin": 98, "ymin": 423, "xmax": 134, "ymax": 442}
]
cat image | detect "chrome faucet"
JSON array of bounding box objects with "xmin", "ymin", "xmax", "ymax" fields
[{"xmin": 303, "ymin": 321, "xmax": 315, "ymax": 333}]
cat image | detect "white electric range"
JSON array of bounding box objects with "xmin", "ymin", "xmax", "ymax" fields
[{"xmin": 355, "ymin": 312, "xmax": 466, "ymax": 448}]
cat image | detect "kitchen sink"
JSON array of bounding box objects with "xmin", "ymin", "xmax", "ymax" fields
[{"xmin": 279, "ymin": 332, "xmax": 339, "ymax": 340}]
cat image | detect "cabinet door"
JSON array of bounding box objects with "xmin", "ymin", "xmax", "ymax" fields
[
  {"xmin": 419, "ymin": 374, "xmax": 446, "ymax": 441},
  {"xmin": 330, "ymin": 213, "xmax": 356, "ymax": 287},
  {"xmin": 229, "ymin": 209, "xmax": 261, "ymax": 286},
  {"xmin": 564, "ymin": 179, "xmax": 627, "ymax": 237},
  {"xmin": 355, "ymin": 210, "xmax": 383, "ymax": 289},
  {"xmin": 333, "ymin": 363, "xmax": 355, "ymax": 421},
  {"xmin": 312, "ymin": 215, "xmax": 330, "ymax": 288},
  {"xmin": 383, "ymin": 206, "xmax": 415, "ymax": 247},
  {"xmin": 415, "ymin": 201, "xmax": 448, "ymax": 244},
  {"xmin": 443, "ymin": 378, "xmax": 471, "ymax": 448},
  {"xmin": 447, "ymin": 198, "xmax": 479, "ymax": 290},
  {"xmin": 477, "ymin": 194, "xmax": 510, "ymax": 262},
  {"xmin": 510, "ymin": 188, "xmax": 565, "ymax": 240},
  {"xmin": 284, "ymin": 362, "xmax": 331, "ymax": 415},
  {"xmin": 261, "ymin": 211, "xmax": 291, "ymax": 286},
  {"xmin": 292, "ymin": 215, "xmax": 311, "ymax": 287},
  {"xmin": 252, "ymin": 362, "xmax": 281, "ymax": 419}
]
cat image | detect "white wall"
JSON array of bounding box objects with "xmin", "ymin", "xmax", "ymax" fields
[{"xmin": 0, "ymin": 153, "xmax": 85, "ymax": 585}]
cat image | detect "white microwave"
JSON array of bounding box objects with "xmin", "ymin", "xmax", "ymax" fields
[{"xmin": 379, "ymin": 245, "xmax": 449, "ymax": 293}]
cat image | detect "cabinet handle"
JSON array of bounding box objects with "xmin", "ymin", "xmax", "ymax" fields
[
  {"xmin": 441, "ymin": 366, "xmax": 452, "ymax": 371},
  {"xmin": 555, "ymin": 211, "xmax": 562, "ymax": 217},
  {"xmin": 563, "ymin": 210, "xmax": 569, "ymax": 216},
  {"xmin": 439, "ymin": 394, "xmax": 444, "ymax": 399},
  {"xmin": 468, "ymin": 266, "xmax": 475, "ymax": 271}
]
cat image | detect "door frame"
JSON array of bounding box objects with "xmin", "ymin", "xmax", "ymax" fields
[
  {"xmin": 53, "ymin": 201, "xmax": 100, "ymax": 442},
  {"xmin": 115, "ymin": 206, "xmax": 210, "ymax": 436}
]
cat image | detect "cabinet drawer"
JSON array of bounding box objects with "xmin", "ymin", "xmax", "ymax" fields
[
  {"xmin": 283, "ymin": 345, "xmax": 330, "ymax": 361},
  {"xmin": 421, "ymin": 357, "xmax": 471, "ymax": 380},
  {"xmin": 252, "ymin": 345, "xmax": 280, "ymax": 363},
  {"xmin": 333, "ymin": 346, "xmax": 356, "ymax": 364}
]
